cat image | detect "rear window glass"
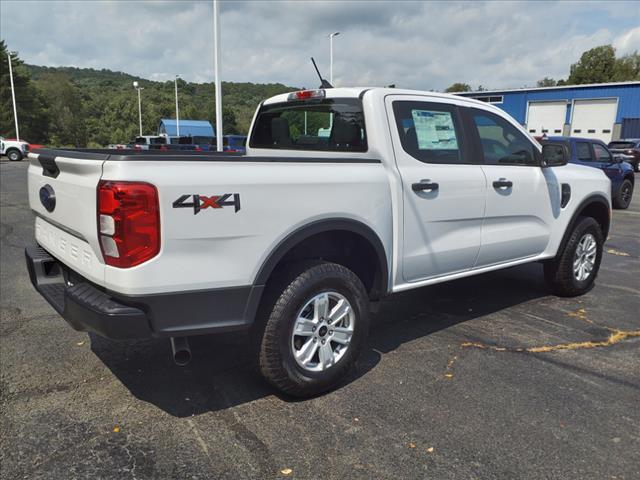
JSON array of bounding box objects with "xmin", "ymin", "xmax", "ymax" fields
[
  {"xmin": 250, "ymin": 98, "xmax": 367, "ymax": 152},
  {"xmin": 193, "ymin": 136, "xmax": 214, "ymax": 145}
]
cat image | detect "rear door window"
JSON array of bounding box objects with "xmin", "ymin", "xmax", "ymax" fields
[
  {"xmin": 576, "ymin": 142, "xmax": 593, "ymax": 161},
  {"xmin": 392, "ymin": 101, "xmax": 466, "ymax": 164},
  {"xmin": 250, "ymin": 98, "xmax": 367, "ymax": 152}
]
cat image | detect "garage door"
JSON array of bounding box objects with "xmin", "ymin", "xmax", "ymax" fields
[
  {"xmin": 570, "ymin": 98, "xmax": 618, "ymax": 143},
  {"xmin": 526, "ymin": 101, "xmax": 567, "ymax": 136}
]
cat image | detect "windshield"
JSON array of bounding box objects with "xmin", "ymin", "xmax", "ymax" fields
[{"xmin": 250, "ymin": 98, "xmax": 367, "ymax": 152}]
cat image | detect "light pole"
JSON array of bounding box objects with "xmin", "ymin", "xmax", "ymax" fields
[
  {"xmin": 213, "ymin": 0, "xmax": 223, "ymax": 152},
  {"xmin": 329, "ymin": 31, "xmax": 340, "ymax": 85},
  {"xmin": 133, "ymin": 81, "xmax": 143, "ymax": 136},
  {"xmin": 7, "ymin": 53, "xmax": 20, "ymax": 141},
  {"xmin": 174, "ymin": 74, "xmax": 180, "ymax": 136}
]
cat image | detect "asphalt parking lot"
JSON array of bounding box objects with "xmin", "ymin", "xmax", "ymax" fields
[{"xmin": 1, "ymin": 159, "xmax": 638, "ymax": 479}]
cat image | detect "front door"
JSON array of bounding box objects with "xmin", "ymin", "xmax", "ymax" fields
[
  {"xmin": 386, "ymin": 96, "xmax": 486, "ymax": 282},
  {"xmin": 464, "ymin": 107, "xmax": 556, "ymax": 267}
]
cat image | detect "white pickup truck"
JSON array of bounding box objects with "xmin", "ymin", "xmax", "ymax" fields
[
  {"xmin": 1, "ymin": 136, "xmax": 30, "ymax": 161},
  {"xmin": 26, "ymin": 87, "xmax": 611, "ymax": 397}
]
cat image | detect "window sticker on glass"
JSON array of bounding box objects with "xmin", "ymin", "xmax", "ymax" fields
[{"xmin": 411, "ymin": 110, "xmax": 458, "ymax": 150}]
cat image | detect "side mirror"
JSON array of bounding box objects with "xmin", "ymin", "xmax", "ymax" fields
[{"xmin": 541, "ymin": 143, "xmax": 569, "ymax": 167}]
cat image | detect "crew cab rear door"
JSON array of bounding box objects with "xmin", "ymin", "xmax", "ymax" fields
[
  {"xmin": 27, "ymin": 151, "xmax": 107, "ymax": 285},
  {"xmin": 385, "ymin": 95, "xmax": 486, "ymax": 282}
]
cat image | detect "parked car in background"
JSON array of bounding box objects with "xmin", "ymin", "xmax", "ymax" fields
[
  {"xmin": 1, "ymin": 136, "xmax": 30, "ymax": 161},
  {"xmin": 543, "ymin": 136, "xmax": 635, "ymax": 209},
  {"xmin": 132, "ymin": 135, "xmax": 168, "ymax": 150},
  {"xmin": 224, "ymin": 135, "xmax": 247, "ymax": 153},
  {"xmin": 608, "ymin": 139, "xmax": 640, "ymax": 172}
]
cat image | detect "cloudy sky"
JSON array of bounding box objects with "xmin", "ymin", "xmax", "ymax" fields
[{"xmin": 1, "ymin": 0, "xmax": 639, "ymax": 91}]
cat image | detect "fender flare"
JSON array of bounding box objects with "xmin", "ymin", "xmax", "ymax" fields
[
  {"xmin": 253, "ymin": 218, "xmax": 389, "ymax": 292},
  {"xmin": 555, "ymin": 194, "xmax": 610, "ymax": 258}
]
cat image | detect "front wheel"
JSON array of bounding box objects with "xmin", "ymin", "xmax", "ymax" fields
[
  {"xmin": 544, "ymin": 216, "xmax": 604, "ymax": 297},
  {"xmin": 7, "ymin": 149, "xmax": 22, "ymax": 162},
  {"xmin": 613, "ymin": 179, "xmax": 633, "ymax": 210},
  {"xmin": 258, "ymin": 262, "xmax": 370, "ymax": 397}
]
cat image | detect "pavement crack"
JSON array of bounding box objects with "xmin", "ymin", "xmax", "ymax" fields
[
  {"xmin": 606, "ymin": 247, "xmax": 636, "ymax": 258},
  {"xmin": 443, "ymin": 353, "xmax": 458, "ymax": 379},
  {"xmin": 461, "ymin": 328, "xmax": 640, "ymax": 353}
]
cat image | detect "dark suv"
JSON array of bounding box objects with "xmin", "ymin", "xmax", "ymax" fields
[
  {"xmin": 608, "ymin": 139, "xmax": 640, "ymax": 172},
  {"xmin": 544, "ymin": 136, "xmax": 635, "ymax": 209}
]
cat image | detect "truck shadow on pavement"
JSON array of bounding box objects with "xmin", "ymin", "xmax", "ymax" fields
[{"xmin": 90, "ymin": 263, "xmax": 550, "ymax": 417}]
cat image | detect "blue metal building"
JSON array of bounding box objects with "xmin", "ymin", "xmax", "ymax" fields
[
  {"xmin": 158, "ymin": 119, "xmax": 215, "ymax": 138},
  {"xmin": 457, "ymin": 81, "xmax": 640, "ymax": 143}
]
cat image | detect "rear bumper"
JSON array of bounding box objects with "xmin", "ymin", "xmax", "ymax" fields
[
  {"xmin": 26, "ymin": 246, "xmax": 152, "ymax": 339},
  {"xmin": 25, "ymin": 245, "xmax": 262, "ymax": 340}
]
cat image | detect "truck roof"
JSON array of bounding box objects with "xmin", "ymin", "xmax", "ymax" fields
[{"xmin": 263, "ymin": 87, "xmax": 491, "ymax": 107}]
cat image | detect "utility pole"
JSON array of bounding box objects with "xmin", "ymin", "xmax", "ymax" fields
[
  {"xmin": 7, "ymin": 53, "xmax": 20, "ymax": 141},
  {"xmin": 214, "ymin": 0, "xmax": 223, "ymax": 152},
  {"xmin": 133, "ymin": 81, "xmax": 144, "ymax": 136},
  {"xmin": 175, "ymin": 75, "xmax": 180, "ymax": 136}
]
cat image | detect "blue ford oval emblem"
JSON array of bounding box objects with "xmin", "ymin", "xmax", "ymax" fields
[{"xmin": 39, "ymin": 184, "xmax": 56, "ymax": 212}]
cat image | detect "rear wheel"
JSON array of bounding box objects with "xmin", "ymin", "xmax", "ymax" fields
[
  {"xmin": 7, "ymin": 149, "xmax": 22, "ymax": 162},
  {"xmin": 258, "ymin": 262, "xmax": 369, "ymax": 397},
  {"xmin": 544, "ymin": 216, "xmax": 603, "ymax": 297},
  {"xmin": 613, "ymin": 179, "xmax": 633, "ymax": 209}
]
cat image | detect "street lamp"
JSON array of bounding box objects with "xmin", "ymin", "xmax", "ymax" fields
[
  {"xmin": 7, "ymin": 53, "xmax": 20, "ymax": 141},
  {"xmin": 133, "ymin": 81, "xmax": 144, "ymax": 136},
  {"xmin": 174, "ymin": 74, "xmax": 180, "ymax": 137},
  {"xmin": 329, "ymin": 31, "xmax": 340, "ymax": 85}
]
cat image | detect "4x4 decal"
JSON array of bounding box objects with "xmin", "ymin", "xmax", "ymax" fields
[{"xmin": 173, "ymin": 194, "xmax": 241, "ymax": 214}]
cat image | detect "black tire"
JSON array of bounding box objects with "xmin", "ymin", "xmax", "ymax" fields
[
  {"xmin": 613, "ymin": 179, "xmax": 633, "ymax": 210},
  {"xmin": 7, "ymin": 149, "xmax": 22, "ymax": 162},
  {"xmin": 544, "ymin": 216, "xmax": 603, "ymax": 297},
  {"xmin": 258, "ymin": 261, "xmax": 370, "ymax": 397}
]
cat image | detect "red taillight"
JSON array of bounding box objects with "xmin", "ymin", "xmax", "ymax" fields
[{"xmin": 97, "ymin": 181, "xmax": 160, "ymax": 268}]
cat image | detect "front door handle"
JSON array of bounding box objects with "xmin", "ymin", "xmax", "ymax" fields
[
  {"xmin": 493, "ymin": 179, "xmax": 513, "ymax": 189},
  {"xmin": 412, "ymin": 181, "xmax": 439, "ymax": 192}
]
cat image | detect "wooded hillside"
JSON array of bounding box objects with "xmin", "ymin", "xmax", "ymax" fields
[{"xmin": 1, "ymin": 40, "xmax": 298, "ymax": 146}]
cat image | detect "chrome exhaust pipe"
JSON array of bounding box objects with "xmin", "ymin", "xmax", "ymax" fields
[{"xmin": 170, "ymin": 337, "xmax": 191, "ymax": 366}]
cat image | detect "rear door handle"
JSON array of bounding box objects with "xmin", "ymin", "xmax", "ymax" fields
[
  {"xmin": 493, "ymin": 180, "xmax": 513, "ymax": 189},
  {"xmin": 412, "ymin": 181, "xmax": 439, "ymax": 192}
]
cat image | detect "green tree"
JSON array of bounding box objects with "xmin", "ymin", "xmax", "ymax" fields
[
  {"xmin": 222, "ymin": 107, "xmax": 238, "ymax": 135},
  {"xmin": 444, "ymin": 82, "xmax": 472, "ymax": 93},
  {"xmin": 536, "ymin": 77, "xmax": 557, "ymax": 87},
  {"xmin": 612, "ymin": 51, "xmax": 640, "ymax": 81},
  {"xmin": 0, "ymin": 41, "xmax": 49, "ymax": 142},
  {"xmin": 567, "ymin": 45, "xmax": 617, "ymax": 84},
  {"xmin": 38, "ymin": 73, "xmax": 87, "ymax": 146}
]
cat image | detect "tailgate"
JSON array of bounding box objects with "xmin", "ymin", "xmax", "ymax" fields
[{"xmin": 28, "ymin": 151, "xmax": 108, "ymax": 284}]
